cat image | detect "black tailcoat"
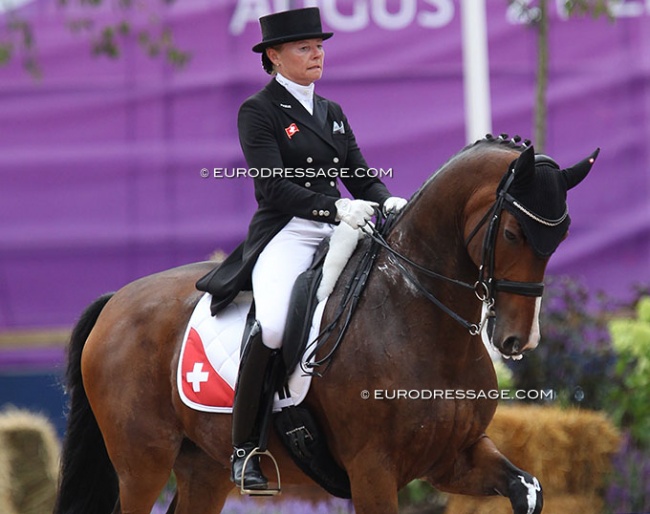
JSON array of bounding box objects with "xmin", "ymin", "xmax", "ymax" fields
[{"xmin": 197, "ymin": 79, "xmax": 392, "ymax": 313}]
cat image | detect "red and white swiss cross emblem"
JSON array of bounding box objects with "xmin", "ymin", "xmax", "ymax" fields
[{"xmin": 285, "ymin": 123, "xmax": 300, "ymax": 139}]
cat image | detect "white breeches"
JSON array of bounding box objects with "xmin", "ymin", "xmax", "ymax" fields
[{"xmin": 252, "ymin": 217, "xmax": 335, "ymax": 350}]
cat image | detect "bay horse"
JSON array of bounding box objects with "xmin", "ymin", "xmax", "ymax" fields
[{"xmin": 54, "ymin": 136, "xmax": 597, "ymax": 514}]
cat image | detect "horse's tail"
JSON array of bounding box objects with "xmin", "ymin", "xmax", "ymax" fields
[{"xmin": 53, "ymin": 293, "xmax": 118, "ymax": 514}]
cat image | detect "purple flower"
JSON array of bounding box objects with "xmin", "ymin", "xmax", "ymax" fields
[
  {"xmin": 605, "ymin": 431, "xmax": 650, "ymax": 512},
  {"xmin": 219, "ymin": 496, "xmax": 355, "ymax": 514}
]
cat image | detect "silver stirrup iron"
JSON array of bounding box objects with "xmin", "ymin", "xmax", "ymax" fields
[{"xmin": 239, "ymin": 447, "xmax": 282, "ymax": 496}]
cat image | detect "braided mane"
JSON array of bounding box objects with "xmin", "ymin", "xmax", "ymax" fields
[
  {"xmin": 465, "ymin": 133, "xmax": 531, "ymax": 153},
  {"xmin": 406, "ymin": 133, "xmax": 533, "ymax": 209}
]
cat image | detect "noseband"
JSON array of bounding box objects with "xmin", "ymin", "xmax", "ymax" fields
[{"xmin": 367, "ymin": 166, "xmax": 545, "ymax": 336}]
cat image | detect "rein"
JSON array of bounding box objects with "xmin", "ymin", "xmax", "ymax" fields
[
  {"xmin": 303, "ymin": 214, "xmax": 390, "ymax": 375},
  {"xmin": 304, "ymin": 165, "xmax": 547, "ymax": 374},
  {"xmin": 364, "ymin": 220, "xmax": 489, "ymax": 335},
  {"xmin": 365, "ymin": 166, "xmax": 545, "ymax": 335}
]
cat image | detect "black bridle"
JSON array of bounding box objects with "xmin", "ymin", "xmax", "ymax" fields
[
  {"xmin": 366, "ymin": 166, "xmax": 544, "ymax": 335},
  {"xmin": 304, "ymin": 167, "xmax": 548, "ymax": 374}
]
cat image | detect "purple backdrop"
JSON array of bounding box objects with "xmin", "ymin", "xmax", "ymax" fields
[{"xmin": 1, "ymin": 0, "xmax": 649, "ymax": 329}]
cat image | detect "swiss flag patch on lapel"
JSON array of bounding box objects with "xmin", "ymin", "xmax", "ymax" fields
[{"xmin": 285, "ymin": 123, "xmax": 300, "ymax": 139}]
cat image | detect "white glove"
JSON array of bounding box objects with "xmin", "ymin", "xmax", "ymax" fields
[
  {"xmin": 383, "ymin": 196, "xmax": 408, "ymax": 215},
  {"xmin": 335, "ymin": 198, "xmax": 378, "ymax": 229}
]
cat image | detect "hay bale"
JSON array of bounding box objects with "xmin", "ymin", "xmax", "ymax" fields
[
  {"xmin": 0, "ymin": 407, "xmax": 61, "ymax": 514},
  {"xmin": 484, "ymin": 405, "xmax": 619, "ymax": 496},
  {"xmin": 0, "ymin": 429, "xmax": 18, "ymax": 514},
  {"xmin": 445, "ymin": 493, "xmax": 603, "ymax": 514},
  {"xmin": 444, "ymin": 405, "xmax": 619, "ymax": 514}
]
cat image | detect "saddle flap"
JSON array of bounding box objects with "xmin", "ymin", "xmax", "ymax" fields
[{"xmin": 281, "ymin": 257, "xmax": 326, "ymax": 375}]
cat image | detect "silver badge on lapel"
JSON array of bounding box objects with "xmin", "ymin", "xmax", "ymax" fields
[{"xmin": 333, "ymin": 121, "xmax": 345, "ymax": 134}]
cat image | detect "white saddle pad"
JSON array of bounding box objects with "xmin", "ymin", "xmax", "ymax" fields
[{"xmin": 177, "ymin": 292, "xmax": 327, "ymax": 413}]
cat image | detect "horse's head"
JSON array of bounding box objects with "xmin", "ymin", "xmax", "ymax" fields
[{"xmin": 463, "ymin": 141, "xmax": 599, "ymax": 359}]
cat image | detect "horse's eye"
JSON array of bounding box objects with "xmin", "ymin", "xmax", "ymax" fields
[{"xmin": 504, "ymin": 229, "xmax": 518, "ymax": 242}]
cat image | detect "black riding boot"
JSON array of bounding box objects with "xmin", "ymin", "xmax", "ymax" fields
[{"xmin": 231, "ymin": 321, "xmax": 274, "ymax": 490}]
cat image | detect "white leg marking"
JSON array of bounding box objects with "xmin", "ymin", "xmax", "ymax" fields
[{"xmin": 518, "ymin": 475, "xmax": 541, "ymax": 514}]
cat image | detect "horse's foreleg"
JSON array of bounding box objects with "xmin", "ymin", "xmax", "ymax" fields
[
  {"xmin": 428, "ymin": 435, "xmax": 543, "ymax": 514},
  {"xmin": 346, "ymin": 452, "xmax": 399, "ymax": 514}
]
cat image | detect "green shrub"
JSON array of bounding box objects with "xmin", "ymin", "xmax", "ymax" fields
[{"xmin": 607, "ymin": 296, "xmax": 650, "ymax": 448}]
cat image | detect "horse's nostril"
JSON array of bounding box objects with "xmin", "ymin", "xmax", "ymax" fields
[{"xmin": 502, "ymin": 336, "xmax": 521, "ymax": 354}]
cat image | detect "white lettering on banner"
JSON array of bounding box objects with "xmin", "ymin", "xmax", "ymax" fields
[
  {"xmin": 553, "ymin": 0, "xmax": 646, "ymax": 20},
  {"xmin": 508, "ymin": 0, "xmax": 650, "ymax": 24},
  {"xmin": 322, "ymin": 0, "xmax": 369, "ymax": 32},
  {"xmin": 372, "ymin": 0, "xmax": 416, "ymax": 30},
  {"xmin": 417, "ymin": 0, "xmax": 454, "ymax": 29},
  {"xmin": 506, "ymin": 0, "xmax": 537, "ymax": 24},
  {"xmin": 230, "ymin": 0, "xmax": 454, "ymax": 35},
  {"xmin": 230, "ymin": 0, "xmax": 270, "ymax": 35},
  {"xmin": 609, "ymin": 0, "xmax": 645, "ymax": 17}
]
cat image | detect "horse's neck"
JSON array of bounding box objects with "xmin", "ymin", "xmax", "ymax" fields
[
  {"xmin": 382, "ymin": 182, "xmax": 483, "ymax": 348},
  {"xmin": 389, "ymin": 187, "xmax": 471, "ymax": 282}
]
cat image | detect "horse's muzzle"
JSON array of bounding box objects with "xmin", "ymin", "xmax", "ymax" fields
[
  {"xmin": 499, "ymin": 336, "xmax": 525, "ymax": 359},
  {"xmin": 496, "ymin": 330, "xmax": 541, "ymax": 359},
  {"xmin": 486, "ymin": 296, "xmax": 542, "ymax": 360}
]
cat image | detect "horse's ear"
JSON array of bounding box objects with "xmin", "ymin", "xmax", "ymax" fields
[
  {"xmin": 562, "ymin": 148, "xmax": 600, "ymax": 190},
  {"xmin": 511, "ymin": 144, "xmax": 536, "ymax": 185}
]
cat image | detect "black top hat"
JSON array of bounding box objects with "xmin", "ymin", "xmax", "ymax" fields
[{"xmin": 252, "ymin": 7, "xmax": 333, "ymax": 53}]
